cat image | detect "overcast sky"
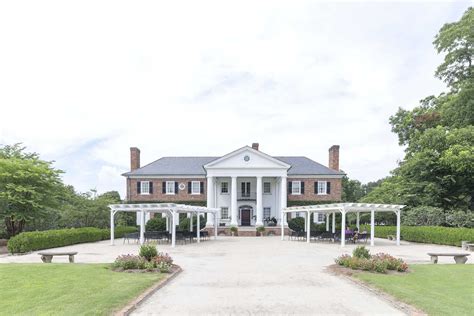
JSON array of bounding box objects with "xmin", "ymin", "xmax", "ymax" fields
[{"xmin": 0, "ymin": 1, "xmax": 470, "ymax": 198}]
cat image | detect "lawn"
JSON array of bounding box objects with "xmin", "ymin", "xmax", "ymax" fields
[
  {"xmin": 0, "ymin": 263, "xmax": 164, "ymax": 315},
  {"xmin": 354, "ymin": 264, "xmax": 474, "ymax": 315}
]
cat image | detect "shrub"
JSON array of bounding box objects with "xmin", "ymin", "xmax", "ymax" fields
[
  {"xmin": 288, "ymin": 217, "xmax": 305, "ymax": 232},
  {"xmin": 353, "ymin": 246, "xmax": 371, "ymax": 259},
  {"xmin": 7, "ymin": 226, "xmax": 137, "ymax": 254},
  {"xmin": 139, "ymin": 244, "xmax": 158, "ymax": 261},
  {"xmin": 146, "ymin": 217, "xmax": 167, "ymax": 231},
  {"xmin": 361, "ymin": 225, "xmax": 474, "ymax": 247},
  {"xmin": 157, "ymin": 261, "xmax": 171, "ymax": 273},
  {"xmin": 256, "ymin": 226, "xmax": 265, "ymax": 235},
  {"xmin": 112, "ymin": 255, "xmax": 146, "ymax": 270},
  {"xmin": 335, "ymin": 251, "xmax": 408, "ymax": 274},
  {"xmin": 230, "ymin": 226, "xmax": 238, "ymax": 234},
  {"xmin": 152, "ymin": 252, "xmax": 173, "ymax": 266},
  {"xmin": 178, "ymin": 215, "xmax": 206, "ymax": 231}
]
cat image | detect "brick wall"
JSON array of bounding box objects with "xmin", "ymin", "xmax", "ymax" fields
[
  {"xmin": 287, "ymin": 178, "xmax": 342, "ymax": 202},
  {"xmin": 127, "ymin": 178, "xmax": 207, "ymax": 202}
]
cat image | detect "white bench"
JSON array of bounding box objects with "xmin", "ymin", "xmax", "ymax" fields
[
  {"xmin": 38, "ymin": 251, "xmax": 78, "ymax": 263},
  {"xmin": 427, "ymin": 253, "xmax": 470, "ymax": 264}
]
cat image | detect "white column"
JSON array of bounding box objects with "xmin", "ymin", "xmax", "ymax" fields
[
  {"xmin": 306, "ymin": 212, "xmax": 311, "ymax": 243},
  {"xmin": 281, "ymin": 211, "xmax": 285, "ymax": 240},
  {"xmin": 341, "ymin": 210, "xmax": 346, "ymax": 247},
  {"xmin": 256, "ymin": 176, "xmax": 263, "ymax": 226},
  {"xmin": 370, "ymin": 210, "xmax": 375, "ymax": 246},
  {"xmin": 214, "ymin": 212, "xmax": 218, "ymax": 239},
  {"xmin": 326, "ymin": 213, "xmax": 330, "ymax": 231},
  {"xmin": 396, "ymin": 210, "xmax": 401, "ymax": 246},
  {"xmin": 190, "ymin": 214, "xmax": 193, "ymax": 232},
  {"xmin": 140, "ymin": 211, "xmax": 145, "ymax": 245},
  {"xmin": 206, "ymin": 176, "xmax": 215, "ymax": 226},
  {"xmin": 230, "ymin": 176, "xmax": 238, "ymax": 226},
  {"xmin": 171, "ymin": 211, "xmax": 176, "ymax": 247},
  {"xmin": 313, "ymin": 213, "xmax": 318, "ymax": 223},
  {"xmin": 280, "ymin": 176, "xmax": 287, "ymax": 226},
  {"xmin": 197, "ymin": 213, "xmax": 201, "ymax": 243},
  {"xmin": 110, "ymin": 210, "xmax": 115, "ymax": 245},
  {"xmin": 332, "ymin": 212, "xmax": 336, "ymax": 233},
  {"xmin": 165, "ymin": 214, "xmax": 169, "ymax": 231},
  {"xmin": 356, "ymin": 212, "xmax": 360, "ymax": 230}
]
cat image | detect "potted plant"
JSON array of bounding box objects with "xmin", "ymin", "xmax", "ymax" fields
[
  {"xmin": 230, "ymin": 226, "xmax": 238, "ymax": 237},
  {"xmin": 256, "ymin": 226, "xmax": 265, "ymax": 237}
]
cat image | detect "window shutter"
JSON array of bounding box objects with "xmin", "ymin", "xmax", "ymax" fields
[
  {"xmin": 162, "ymin": 182, "xmax": 166, "ymax": 194},
  {"xmin": 314, "ymin": 182, "xmax": 318, "ymax": 194},
  {"xmin": 326, "ymin": 181, "xmax": 331, "ymax": 194},
  {"xmin": 200, "ymin": 181, "xmax": 204, "ymax": 194},
  {"xmin": 137, "ymin": 181, "xmax": 141, "ymax": 194},
  {"xmin": 149, "ymin": 181, "xmax": 153, "ymax": 194},
  {"xmin": 174, "ymin": 182, "xmax": 178, "ymax": 194},
  {"xmin": 288, "ymin": 181, "xmax": 292, "ymax": 193},
  {"xmin": 188, "ymin": 182, "xmax": 191, "ymax": 194},
  {"xmin": 301, "ymin": 181, "xmax": 305, "ymax": 194}
]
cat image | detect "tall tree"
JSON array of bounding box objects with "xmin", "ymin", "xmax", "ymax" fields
[
  {"xmin": 0, "ymin": 144, "xmax": 63, "ymax": 237},
  {"xmin": 364, "ymin": 8, "xmax": 474, "ymax": 213}
]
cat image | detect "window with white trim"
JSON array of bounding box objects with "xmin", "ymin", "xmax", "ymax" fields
[
  {"xmin": 221, "ymin": 207, "xmax": 229, "ymax": 219},
  {"xmin": 191, "ymin": 181, "xmax": 200, "ymax": 194},
  {"xmin": 317, "ymin": 181, "xmax": 327, "ymax": 195},
  {"xmin": 295, "ymin": 212, "xmax": 301, "ymax": 218},
  {"xmin": 292, "ymin": 181, "xmax": 301, "ymax": 195},
  {"xmin": 318, "ymin": 213, "xmax": 325, "ymax": 222},
  {"xmin": 263, "ymin": 207, "xmax": 271, "ymax": 219},
  {"xmin": 221, "ymin": 182, "xmax": 229, "ymax": 194},
  {"xmin": 140, "ymin": 181, "xmax": 150, "ymax": 194},
  {"xmin": 263, "ymin": 182, "xmax": 271, "ymax": 194},
  {"xmin": 166, "ymin": 181, "xmax": 175, "ymax": 194}
]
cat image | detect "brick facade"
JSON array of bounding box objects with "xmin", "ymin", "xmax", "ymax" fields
[
  {"xmin": 286, "ymin": 178, "xmax": 342, "ymax": 202},
  {"xmin": 127, "ymin": 178, "xmax": 207, "ymax": 202}
]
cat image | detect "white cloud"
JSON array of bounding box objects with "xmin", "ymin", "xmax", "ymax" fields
[{"xmin": 0, "ymin": 0, "xmax": 470, "ymax": 198}]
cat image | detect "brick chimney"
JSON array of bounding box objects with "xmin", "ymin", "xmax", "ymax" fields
[
  {"xmin": 130, "ymin": 147, "xmax": 141, "ymax": 171},
  {"xmin": 252, "ymin": 143, "xmax": 259, "ymax": 151},
  {"xmin": 328, "ymin": 145, "xmax": 340, "ymax": 171}
]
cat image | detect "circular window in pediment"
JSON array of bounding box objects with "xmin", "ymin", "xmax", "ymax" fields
[{"xmin": 244, "ymin": 155, "xmax": 250, "ymax": 162}]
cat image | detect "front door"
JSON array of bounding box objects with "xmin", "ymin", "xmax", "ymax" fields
[{"xmin": 241, "ymin": 209, "xmax": 251, "ymax": 226}]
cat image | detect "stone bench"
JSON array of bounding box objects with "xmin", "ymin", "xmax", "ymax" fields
[
  {"xmin": 427, "ymin": 253, "xmax": 470, "ymax": 264},
  {"xmin": 466, "ymin": 244, "xmax": 474, "ymax": 252},
  {"xmin": 38, "ymin": 251, "xmax": 78, "ymax": 263}
]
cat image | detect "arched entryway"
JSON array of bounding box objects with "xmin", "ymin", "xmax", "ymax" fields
[{"xmin": 239, "ymin": 205, "xmax": 253, "ymax": 226}]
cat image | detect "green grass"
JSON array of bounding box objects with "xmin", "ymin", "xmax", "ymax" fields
[
  {"xmin": 0, "ymin": 263, "xmax": 164, "ymax": 315},
  {"xmin": 354, "ymin": 264, "xmax": 474, "ymax": 315}
]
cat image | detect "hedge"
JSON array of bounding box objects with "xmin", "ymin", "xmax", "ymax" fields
[
  {"xmin": 361, "ymin": 225, "xmax": 474, "ymax": 247},
  {"xmin": 7, "ymin": 226, "xmax": 137, "ymax": 254}
]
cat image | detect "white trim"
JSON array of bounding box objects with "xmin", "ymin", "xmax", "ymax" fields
[
  {"xmin": 204, "ymin": 146, "xmax": 291, "ymax": 169},
  {"xmin": 317, "ymin": 181, "xmax": 327, "ymax": 195},
  {"xmin": 191, "ymin": 181, "xmax": 201, "ymax": 195},
  {"xmin": 288, "ymin": 174, "xmax": 344, "ymax": 179},
  {"xmin": 140, "ymin": 181, "xmax": 150, "ymax": 195},
  {"xmin": 127, "ymin": 175, "xmax": 206, "ymax": 179},
  {"xmin": 291, "ymin": 181, "xmax": 301, "ymax": 195},
  {"xmin": 165, "ymin": 181, "xmax": 175, "ymax": 195}
]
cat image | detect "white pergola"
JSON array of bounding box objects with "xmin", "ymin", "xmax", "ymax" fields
[
  {"xmin": 109, "ymin": 203, "xmax": 220, "ymax": 247},
  {"xmin": 281, "ymin": 203, "xmax": 405, "ymax": 247}
]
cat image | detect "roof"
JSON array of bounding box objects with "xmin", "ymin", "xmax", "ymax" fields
[{"xmin": 123, "ymin": 155, "xmax": 344, "ymax": 177}]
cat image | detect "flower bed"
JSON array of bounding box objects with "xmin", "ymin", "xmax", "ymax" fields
[
  {"xmin": 335, "ymin": 246, "xmax": 408, "ymax": 273},
  {"xmin": 112, "ymin": 245, "xmax": 174, "ymax": 273}
]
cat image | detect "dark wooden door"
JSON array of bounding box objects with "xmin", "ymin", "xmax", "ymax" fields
[{"xmin": 241, "ymin": 209, "xmax": 251, "ymax": 226}]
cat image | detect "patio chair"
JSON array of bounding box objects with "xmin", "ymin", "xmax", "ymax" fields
[
  {"xmin": 319, "ymin": 232, "xmax": 334, "ymax": 242},
  {"xmin": 123, "ymin": 232, "xmax": 139, "ymax": 244}
]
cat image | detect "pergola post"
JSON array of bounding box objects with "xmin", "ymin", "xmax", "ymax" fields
[
  {"xmin": 396, "ymin": 210, "xmax": 401, "ymax": 246},
  {"xmin": 197, "ymin": 212, "xmax": 201, "ymax": 243},
  {"xmin": 370, "ymin": 210, "xmax": 375, "ymax": 246},
  {"xmin": 306, "ymin": 212, "xmax": 311, "ymax": 243},
  {"xmin": 140, "ymin": 210, "xmax": 146, "ymax": 245},
  {"xmin": 281, "ymin": 211, "xmax": 285, "ymax": 240},
  {"xmin": 214, "ymin": 213, "xmax": 218, "ymax": 239},
  {"xmin": 331, "ymin": 212, "xmax": 336, "ymax": 233},
  {"xmin": 356, "ymin": 212, "xmax": 360, "ymax": 230},
  {"xmin": 341, "ymin": 209, "xmax": 346, "ymax": 247},
  {"xmin": 165, "ymin": 214, "xmax": 169, "ymax": 231},
  {"xmin": 190, "ymin": 214, "xmax": 193, "ymax": 232},
  {"xmin": 110, "ymin": 209, "xmax": 115, "ymax": 246},
  {"xmin": 171, "ymin": 210, "xmax": 176, "ymax": 248},
  {"xmin": 326, "ymin": 213, "xmax": 329, "ymax": 231}
]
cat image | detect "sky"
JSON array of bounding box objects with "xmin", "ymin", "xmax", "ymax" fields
[{"xmin": 0, "ymin": 1, "xmax": 471, "ymax": 198}]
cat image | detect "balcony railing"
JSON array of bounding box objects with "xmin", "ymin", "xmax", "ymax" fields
[{"xmin": 237, "ymin": 192, "xmax": 256, "ymax": 200}]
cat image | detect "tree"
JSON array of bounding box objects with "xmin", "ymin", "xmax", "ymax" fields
[
  {"xmin": 0, "ymin": 144, "xmax": 63, "ymax": 237},
  {"xmin": 341, "ymin": 175, "xmax": 365, "ymax": 202},
  {"xmin": 365, "ymin": 8, "xmax": 474, "ymax": 214}
]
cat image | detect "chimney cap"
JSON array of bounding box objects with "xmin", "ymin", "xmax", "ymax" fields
[
  {"xmin": 251, "ymin": 143, "xmax": 259, "ymax": 150},
  {"xmin": 130, "ymin": 147, "xmax": 140, "ymax": 151},
  {"xmin": 329, "ymin": 145, "xmax": 340, "ymax": 150}
]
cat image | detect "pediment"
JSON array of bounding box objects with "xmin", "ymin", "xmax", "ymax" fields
[{"xmin": 204, "ymin": 146, "xmax": 290, "ymax": 170}]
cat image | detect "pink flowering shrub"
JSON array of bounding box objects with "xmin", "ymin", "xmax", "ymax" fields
[{"xmin": 335, "ymin": 249, "xmax": 408, "ymax": 273}]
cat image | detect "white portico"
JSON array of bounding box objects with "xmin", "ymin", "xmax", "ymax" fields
[{"xmin": 204, "ymin": 146, "xmax": 290, "ymax": 227}]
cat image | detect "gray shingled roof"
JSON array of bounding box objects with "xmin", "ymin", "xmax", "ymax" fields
[{"xmin": 123, "ymin": 156, "xmax": 344, "ymax": 176}]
